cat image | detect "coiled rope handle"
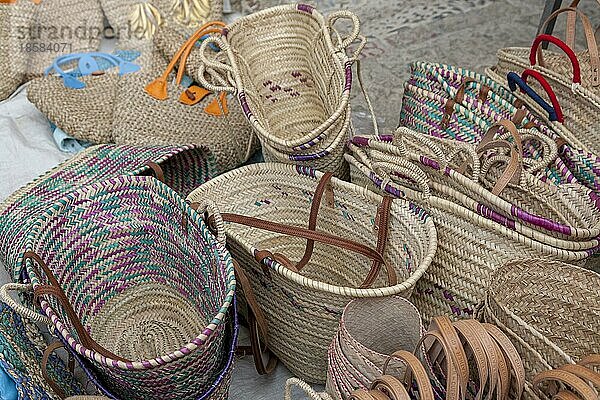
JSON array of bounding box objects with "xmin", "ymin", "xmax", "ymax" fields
[
  {"xmin": 284, "ymin": 378, "xmax": 333, "ymax": 400},
  {"xmin": 0, "ymin": 283, "xmax": 51, "ymax": 325},
  {"xmin": 370, "ymin": 157, "xmax": 432, "ymax": 200}
]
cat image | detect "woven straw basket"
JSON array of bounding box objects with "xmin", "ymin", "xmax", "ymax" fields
[
  {"xmin": 0, "ymin": 0, "xmax": 38, "ymax": 101},
  {"xmin": 194, "ymin": 4, "xmax": 364, "ymax": 176},
  {"xmin": 326, "ymin": 297, "xmax": 424, "ymax": 400},
  {"xmin": 12, "ymin": 175, "xmax": 235, "ymax": 400},
  {"xmin": 0, "ymin": 144, "xmax": 216, "ymax": 282},
  {"xmin": 345, "ymin": 141, "xmax": 594, "ymax": 324},
  {"xmin": 490, "ymin": 7, "xmax": 600, "ymax": 158},
  {"xmin": 187, "ymin": 163, "xmax": 437, "ymax": 383},
  {"xmin": 407, "ymin": 61, "xmax": 600, "ymax": 195},
  {"xmin": 483, "ymin": 259, "xmax": 600, "ymax": 400}
]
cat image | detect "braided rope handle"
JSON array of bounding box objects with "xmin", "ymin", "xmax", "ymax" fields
[
  {"xmin": 0, "ymin": 283, "xmax": 52, "ymax": 325},
  {"xmin": 371, "ymin": 157, "xmax": 431, "ymax": 200},
  {"xmin": 284, "ymin": 378, "xmax": 333, "ymax": 400},
  {"xmin": 326, "ymin": 10, "xmax": 361, "ymax": 57},
  {"xmin": 495, "ymin": 128, "xmax": 558, "ymax": 175},
  {"xmin": 197, "ymin": 35, "xmax": 238, "ymax": 94}
]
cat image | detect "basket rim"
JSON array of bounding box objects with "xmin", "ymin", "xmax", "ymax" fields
[
  {"xmin": 23, "ymin": 175, "xmax": 236, "ymax": 371},
  {"xmin": 188, "ymin": 162, "xmax": 438, "ymax": 297}
]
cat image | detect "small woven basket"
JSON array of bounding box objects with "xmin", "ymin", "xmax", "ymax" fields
[
  {"xmin": 483, "ymin": 259, "xmax": 600, "ymax": 400},
  {"xmin": 187, "ymin": 163, "xmax": 438, "ymax": 383},
  {"xmin": 0, "ymin": 144, "xmax": 216, "ymax": 282},
  {"xmin": 326, "ymin": 297, "xmax": 424, "ymax": 400},
  {"xmin": 18, "ymin": 175, "xmax": 235, "ymax": 400},
  {"xmin": 345, "ymin": 144, "xmax": 594, "ymax": 325}
]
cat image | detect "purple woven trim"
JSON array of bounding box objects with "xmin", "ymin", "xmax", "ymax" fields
[
  {"xmin": 420, "ymin": 156, "xmax": 440, "ymax": 171},
  {"xmin": 238, "ymin": 92, "xmax": 252, "ymax": 119},
  {"xmin": 378, "ymin": 134, "xmax": 394, "ymax": 142},
  {"xmin": 289, "ymin": 150, "xmax": 329, "ymax": 161},
  {"xmin": 478, "ymin": 204, "xmax": 516, "ymax": 230},
  {"xmin": 511, "ymin": 205, "xmax": 572, "ymax": 236},
  {"xmin": 344, "ymin": 63, "xmax": 353, "ymax": 92},
  {"xmin": 297, "ymin": 3, "xmax": 314, "ymax": 13},
  {"xmin": 295, "ymin": 165, "xmax": 318, "ymax": 178},
  {"xmin": 351, "ymin": 136, "xmax": 370, "ymax": 147}
]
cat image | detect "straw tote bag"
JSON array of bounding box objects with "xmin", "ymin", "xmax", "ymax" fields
[
  {"xmin": 0, "ymin": 0, "xmax": 39, "ymax": 101},
  {"xmin": 345, "ymin": 139, "xmax": 593, "ymax": 324},
  {"xmin": 0, "ymin": 144, "xmax": 216, "ymax": 282},
  {"xmin": 5, "ymin": 175, "xmax": 235, "ymax": 400},
  {"xmin": 187, "ymin": 163, "xmax": 438, "ymax": 383},
  {"xmin": 483, "ymin": 259, "xmax": 600, "ymax": 400},
  {"xmin": 407, "ymin": 61, "xmax": 600, "ymax": 195},
  {"xmin": 113, "ymin": 22, "xmax": 258, "ymax": 173}
]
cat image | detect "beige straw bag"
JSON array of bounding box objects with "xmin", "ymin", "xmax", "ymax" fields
[
  {"xmin": 113, "ymin": 22, "xmax": 257, "ymax": 172},
  {"xmin": 489, "ymin": 5, "xmax": 600, "ymax": 157},
  {"xmin": 345, "ymin": 143, "xmax": 594, "ymax": 325},
  {"xmin": 0, "ymin": 0, "xmax": 39, "ymax": 101},
  {"xmin": 187, "ymin": 163, "xmax": 438, "ymax": 383},
  {"xmin": 483, "ymin": 259, "xmax": 600, "ymax": 400}
]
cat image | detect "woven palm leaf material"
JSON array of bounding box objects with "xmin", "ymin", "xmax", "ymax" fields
[
  {"xmin": 350, "ymin": 131, "xmax": 600, "ymax": 251},
  {"xmin": 344, "ymin": 144, "xmax": 594, "ymax": 325},
  {"xmin": 0, "ymin": 0, "xmax": 38, "ymax": 101},
  {"xmin": 405, "ymin": 61, "xmax": 600, "ymax": 195},
  {"xmin": 193, "ymin": 5, "xmax": 372, "ymax": 177},
  {"xmin": 325, "ymin": 297, "xmax": 424, "ymax": 400},
  {"xmin": 0, "ymin": 299, "xmax": 84, "ymax": 399},
  {"xmin": 489, "ymin": 6, "xmax": 600, "ymax": 159},
  {"xmin": 0, "ymin": 144, "xmax": 216, "ymax": 282},
  {"xmin": 187, "ymin": 163, "xmax": 438, "ymax": 383},
  {"xmin": 19, "ymin": 175, "xmax": 235, "ymax": 400},
  {"xmin": 484, "ymin": 259, "xmax": 600, "ymax": 400}
]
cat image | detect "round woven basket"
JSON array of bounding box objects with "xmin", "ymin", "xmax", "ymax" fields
[
  {"xmin": 187, "ymin": 163, "xmax": 437, "ymax": 383},
  {"xmin": 19, "ymin": 176, "xmax": 235, "ymax": 400},
  {"xmin": 326, "ymin": 297, "xmax": 424, "ymax": 399},
  {"xmin": 483, "ymin": 259, "xmax": 600, "ymax": 400},
  {"xmin": 345, "ymin": 147, "xmax": 593, "ymax": 325}
]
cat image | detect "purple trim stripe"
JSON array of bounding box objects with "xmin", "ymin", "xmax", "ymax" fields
[
  {"xmin": 297, "ymin": 3, "xmax": 314, "ymax": 13},
  {"xmin": 344, "ymin": 63, "xmax": 353, "ymax": 92},
  {"xmin": 290, "ymin": 150, "xmax": 330, "ymax": 161}
]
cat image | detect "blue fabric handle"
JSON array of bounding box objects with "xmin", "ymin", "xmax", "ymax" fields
[{"xmin": 506, "ymin": 72, "xmax": 558, "ymax": 122}]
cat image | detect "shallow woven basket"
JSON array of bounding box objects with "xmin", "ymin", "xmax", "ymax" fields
[
  {"xmin": 0, "ymin": 144, "xmax": 216, "ymax": 282},
  {"xmin": 345, "ymin": 147, "xmax": 593, "ymax": 325},
  {"xmin": 19, "ymin": 176, "xmax": 235, "ymax": 400},
  {"xmin": 407, "ymin": 61, "xmax": 600, "ymax": 195},
  {"xmin": 187, "ymin": 163, "xmax": 437, "ymax": 383},
  {"xmin": 483, "ymin": 259, "xmax": 600, "ymax": 400},
  {"xmin": 0, "ymin": 0, "xmax": 37, "ymax": 101},
  {"xmin": 326, "ymin": 297, "xmax": 424, "ymax": 400}
]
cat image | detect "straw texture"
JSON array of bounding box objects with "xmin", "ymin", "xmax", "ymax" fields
[
  {"xmin": 0, "ymin": 0, "xmax": 37, "ymax": 101},
  {"xmin": 326, "ymin": 297, "xmax": 424, "ymax": 399},
  {"xmin": 22, "ymin": 176, "xmax": 235, "ymax": 400},
  {"xmin": 187, "ymin": 163, "xmax": 437, "ymax": 383},
  {"xmin": 0, "ymin": 144, "xmax": 216, "ymax": 282},
  {"xmin": 345, "ymin": 144, "xmax": 594, "ymax": 325},
  {"xmin": 483, "ymin": 259, "xmax": 600, "ymax": 400}
]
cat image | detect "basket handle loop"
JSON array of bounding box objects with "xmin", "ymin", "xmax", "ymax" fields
[
  {"xmin": 529, "ymin": 34, "xmax": 583, "ymax": 86},
  {"xmin": 24, "ymin": 251, "xmax": 132, "ymax": 364},
  {"xmin": 370, "ymin": 156, "xmax": 432, "ymax": 200},
  {"xmin": 477, "ymin": 139, "xmax": 523, "ymax": 195},
  {"xmin": 41, "ymin": 341, "xmax": 75, "ymax": 400},
  {"xmin": 393, "ymin": 127, "xmax": 451, "ymax": 173},
  {"xmin": 285, "ymin": 377, "xmax": 334, "ymax": 400},
  {"xmin": 381, "ymin": 350, "xmax": 435, "ymax": 400},
  {"xmin": 507, "ymin": 70, "xmax": 564, "ymax": 123},
  {"xmin": 192, "ymin": 199, "xmax": 227, "ymax": 245},
  {"xmin": 537, "ymin": 7, "xmax": 599, "ymax": 87},
  {"xmin": 327, "ymin": 10, "xmax": 361, "ymax": 55},
  {"xmin": 197, "ymin": 35, "xmax": 238, "ymax": 94},
  {"xmin": 0, "ymin": 283, "xmax": 52, "ymax": 325}
]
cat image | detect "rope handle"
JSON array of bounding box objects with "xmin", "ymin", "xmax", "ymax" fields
[
  {"xmin": 495, "ymin": 128, "xmax": 558, "ymax": 175},
  {"xmin": 537, "ymin": 6, "xmax": 599, "ymax": 87},
  {"xmin": 326, "ymin": 10, "xmax": 362, "ymax": 56},
  {"xmin": 507, "ymin": 70, "xmax": 564, "ymax": 123},
  {"xmin": 370, "ymin": 156, "xmax": 432, "ymax": 200},
  {"xmin": 529, "ymin": 34, "xmax": 582, "ymax": 85},
  {"xmin": 0, "ymin": 283, "xmax": 52, "ymax": 325},
  {"xmin": 393, "ymin": 127, "xmax": 448, "ymax": 171},
  {"xmin": 197, "ymin": 35, "xmax": 238, "ymax": 94},
  {"xmin": 284, "ymin": 378, "xmax": 334, "ymax": 400}
]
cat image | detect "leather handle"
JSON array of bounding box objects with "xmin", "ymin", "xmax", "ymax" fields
[
  {"xmin": 220, "ymin": 213, "xmax": 397, "ymax": 288},
  {"xmin": 477, "ymin": 138, "xmax": 523, "ymax": 195},
  {"xmin": 145, "ymin": 161, "xmax": 165, "ymax": 183},
  {"xmin": 41, "ymin": 341, "xmax": 74, "ymax": 400},
  {"xmin": 25, "ymin": 251, "xmax": 131, "ymax": 364},
  {"xmin": 507, "ymin": 70, "xmax": 564, "ymax": 123}
]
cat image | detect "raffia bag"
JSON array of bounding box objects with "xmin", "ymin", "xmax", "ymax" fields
[
  {"xmin": 6, "ymin": 176, "xmax": 235, "ymax": 400},
  {"xmin": 326, "ymin": 297, "xmax": 424, "ymax": 400},
  {"xmin": 187, "ymin": 163, "xmax": 438, "ymax": 383},
  {"xmin": 113, "ymin": 22, "xmax": 258, "ymax": 172},
  {"xmin": 0, "ymin": 144, "xmax": 216, "ymax": 282},
  {"xmin": 483, "ymin": 259, "xmax": 600, "ymax": 400},
  {"xmin": 345, "ymin": 140, "xmax": 593, "ymax": 324},
  {"xmin": 194, "ymin": 4, "xmax": 367, "ymax": 177},
  {"xmin": 0, "ymin": 0, "xmax": 39, "ymax": 101}
]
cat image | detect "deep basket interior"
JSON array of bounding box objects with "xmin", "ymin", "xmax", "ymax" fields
[{"xmin": 227, "ymin": 8, "xmax": 345, "ymax": 141}]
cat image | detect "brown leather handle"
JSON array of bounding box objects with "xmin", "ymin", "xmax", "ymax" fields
[
  {"xmin": 441, "ymin": 78, "xmax": 490, "ymax": 129},
  {"xmin": 25, "ymin": 251, "xmax": 131, "ymax": 364},
  {"xmin": 219, "ymin": 213, "xmax": 397, "ymax": 288},
  {"xmin": 42, "ymin": 341, "xmax": 75, "ymax": 400},
  {"xmin": 145, "ymin": 161, "xmax": 165, "ymax": 184}
]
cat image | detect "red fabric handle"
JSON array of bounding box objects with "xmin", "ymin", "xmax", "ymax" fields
[
  {"xmin": 521, "ymin": 69, "xmax": 564, "ymax": 123},
  {"xmin": 529, "ymin": 34, "xmax": 581, "ymax": 84}
]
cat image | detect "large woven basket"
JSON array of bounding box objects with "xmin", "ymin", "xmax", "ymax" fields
[
  {"xmin": 326, "ymin": 297, "xmax": 424, "ymax": 400},
  {"xmin": 194, "ymin": 4, "xmax": 363, "ymax": 176},
  {"xmin": 407, "ymin": 61, "xmax": 600, "ymax": 195},
  {"xmin": 483, "ymin": 259, "xmax": 600, "ymax": 400},
  {"xmin": 345, "ymin": 144, "xmax": 594, "ymax": 325},
  {"xmin": 187, "ymin": 163, "xmax": 437, "ymax": 383},
  {"xmin": 0, "ymin": 0, "xmax": 38, "ymax": 101},
  {"xmin": 17, "ymin": 175, "xmax": 235, "ymax": 400},
  {"xmin": 0, "ymin": 144, "xmax": 216, "ymax": 282}
]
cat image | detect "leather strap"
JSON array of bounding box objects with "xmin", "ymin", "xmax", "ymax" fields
[
  {"xmin": 220, "ymin": 213, "xmax": 396, "ymax": 287},
  {"xmin": 483, "ymin": 323, "xmax": 525, "ymax": 400},
  {"xmin": 372, "ymin": 376, "xmax": 411, "ymax": 400},
  {"xmin": 419, "ymin": 329, "xmax": 464, "ymax": 400},
  {"xmin": 383, "ymin": 350, "xmax": 434, "ymax": 400},
  {"xmin": 533, "ymin": 370, "xmax": 598, "ymax": 400},
  {"xmin": 553, "ymin": 390, "xmax": 583, "ymax": 400},
  {"xmin": 441, "ymin": 78, "xmax": 490, "ymax": 129},
  {"xmin": 560, "ymin": 364, "xmax": 600, "ymax": 388},
  {"xmin": 145, "ymin": 161, "xmax": 165, "ymax": 184},
  {"xmin": 42, "ymin": 341, "xmax": 74, "ymax": 400},
  {"xmin": 578, "ymin": 354, "xmax": 600, "ymax": 369},
  {"xmin": 349, "ymin": 390, "xmax": 377, "ymax": 400}
]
